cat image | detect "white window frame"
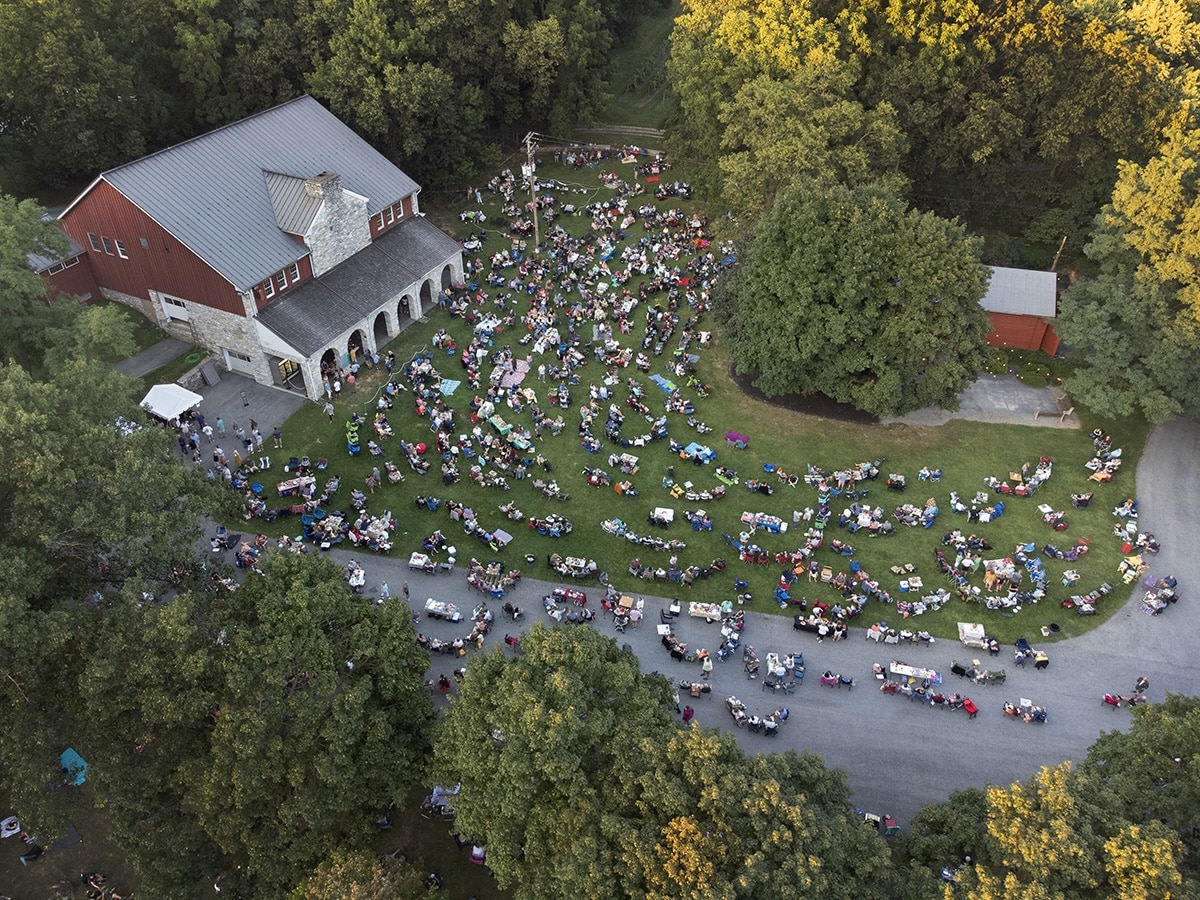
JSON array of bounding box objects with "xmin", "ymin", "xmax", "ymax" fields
[
  {"xmin": 275, "ymin": 271, "xmax": 287, "ymax": 292},
  {"xmin": 46, "ymin": 257, "xmax": 79, "ymax": 275},
  {"xmin": 386, "ymin": 205, "xmax": 394, "ymax": 224},
  {"xmin": 263, "ymin": 279, "xmax": 275, "ymax": 299},
  {"xmin": 226, "ymin": 349, "xmax": 252, "ymax": 363},
  {"xmin": 101, "ymin": 236, "xmax": 115, "ymax": 255},
  {"xmin": 88, "ymin": 233, "xmax": 102, "ymax": 252},
  {"xmin": 288, "ymin": 262, "xmax": 300, "ymax": 283},
  {"xmin": 376, "ymin": 212, "xmax": 385, "ymax": 230},
  {"xmin": 161, "ymin": 294, "xmax": 189, "ymax": 321},
  {"xmin": 115, "ymin": 239, "xmax": 129, "ymax": 259}
]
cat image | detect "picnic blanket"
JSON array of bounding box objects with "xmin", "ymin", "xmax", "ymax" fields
[
  {"xmin": 651, "ymin": 374, "xmax": 677, "ymax": 394},
  {"xmin": 439, "ymin": 379, "xmax": 461, "ymax": 396},
  {"xmin": 499, "ymin": 359, "xmax": 530, "ymax": 389}
]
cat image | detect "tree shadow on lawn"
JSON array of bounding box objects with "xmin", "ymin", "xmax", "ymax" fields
[{"xmin": 727, "ymin": 366, "xmax": 880, "ymax": 426}]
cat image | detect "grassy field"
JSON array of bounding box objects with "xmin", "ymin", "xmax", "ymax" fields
[
  {"xmin": 0, "ymin": 785, "xmax": 142, "ymax": 899},
  {"xmin": 599, "ymin": 1, "xmax": 681, "ymax": 130},
  {"xmin": 251, "ymin": 155, "xmax": 1150, "ymax": 650}
]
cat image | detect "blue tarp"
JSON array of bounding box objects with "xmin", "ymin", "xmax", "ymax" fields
[
  {"xmin": 60, "ymin": 748, "xmax": 87, "ymax": 786},
  {"xmin": 650, "ymin": 374, "xmax": 676, "ymax": 394},
  {"xmin": 439, "ymin": 379, "xmax": 461, "ymax": 396}
]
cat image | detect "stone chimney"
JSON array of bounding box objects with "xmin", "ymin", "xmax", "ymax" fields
[
  {"xmin": 303, "ymin": 171, "xmax": 370, "ymax": 276},
  {"xmin": 304, "ymin": 171, "xmax": 343, "ymax": 199}
]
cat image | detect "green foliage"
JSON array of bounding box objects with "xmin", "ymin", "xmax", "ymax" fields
[
  {"xmin": 716, "ymin": 62, "xmax": 908, "ymax": 216},
  {"xmin": 433, "ymin": 623, "xmax": 673, "ymax": 898},
  {"xmin": 434, "ymin": 624, "xmax": 889, "ymax": 899},
  {"xmin": 1078, "ymin": 694, "xmax": 1200, "ymax": 885},
  {"xmin": 1056, "ymin": 195, "xmax": 1200, "ymax": 423},
  {"xmin": 897, "ymin": 758, "xmax": 1198, "ymax": 899},
  {"xmin": 668, "ymin": 0, "xmax": 1179, "ymax": 251},
  {"xmin": 717, "ymin": 177, "xmax": 991, "ymax": 416},
  {"xmin": 292, "ymin": 849, "xmax": 427, "ymax": 899},
  {"xmin": 195, "ymin": 552, "xmax": 433, "ymax": 896},
  {"xmin": 613, "ymin": 728, "xmax": 892, "ymax": 899}
]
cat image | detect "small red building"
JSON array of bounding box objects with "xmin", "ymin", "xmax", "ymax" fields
[
  {"xmin": 40, "ymin": 95, "xmax": 463, "ymax": 399},
  {"xmin": 28, "ymin": 233, "xmax": 101, "ymax": 304},
  {"xmin": 980, "ymin": 266, "xmax": 1060, "ymax": 355}
]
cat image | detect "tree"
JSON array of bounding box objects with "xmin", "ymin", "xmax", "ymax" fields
[
  {"xmin": 716, "ymin": 62, "xmax": 908, "ymax": 216},
  {"xmin": 292, "ymin": 849, "xmax": 427, "ymax": 899},
  {"xmin": 716, "ymin": 177, "xmax": 992, "ymax": 416},
  {"xmin": 0, "ymin": 359, "xmax": 216, "ymax": 862},
  {"xmin": 435, "ymin": 625, "xmax": 889, "ymax": 898},
  {"xmin": 610, "ymin": 727, "xmax": 892, "ymax": 899},
  {"xmin": 1078, "ymin": 694, "xmax": 1200, "ymax": 886},
  {"xmin": 0, "ymin": 0, "xmax": 179, "ymax": 185},
  {"xmin": 193, "ymin": 552, "xmax": 433, "ymax": 896},
  {"xmin": 1055, "ymin": 122, "xmax": 1200, "ymax": 423},
  {"xmin": 897, "ymin": 758, "xmax": 1196, "ymax": 899},
  {"xmin": 0, "ymin": 195, "xmax": 76, "ymax": 371},
  {"xmin": 432, "ymin": 623, "xmax": 675, "ymax": 898}
]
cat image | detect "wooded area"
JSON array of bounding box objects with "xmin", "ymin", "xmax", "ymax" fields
[{"xmin": 0, "ymin": 0, "xmax": 668, "ymax": 188}]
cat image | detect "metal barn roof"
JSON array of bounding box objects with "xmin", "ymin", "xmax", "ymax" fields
[
  {"xmin": 981, "ymin": 266, "xmax": 1058, "ymax": 318},
  {"xmin": 69, "ymin": 96, "xmax": 419, "ymax": 292}
]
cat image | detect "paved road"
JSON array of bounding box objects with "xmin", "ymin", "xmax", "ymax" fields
[
  {"xmin": 210, "ymin": 415, "xmax": 1198, "ymax": 826},
  {"xmin": 115, "ymin": 337, "xmax": 191, "ymax": 377}
]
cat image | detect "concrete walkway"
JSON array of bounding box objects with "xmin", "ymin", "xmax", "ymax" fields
[
  {"xmin": 882, "ymin": 374, "xmax": 1077, "ymax": 428},
  {"xmin": 193, "ymin": 373, "xmax": 308, "ymax": 449},
  {"xmin": 114, "ymin": 337, "xmax": 191, "ymax": 378}
]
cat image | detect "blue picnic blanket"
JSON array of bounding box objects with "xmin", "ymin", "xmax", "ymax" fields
[{"xmin": 650, "ymin": 374, "xmax": 676, "ymax": 394}]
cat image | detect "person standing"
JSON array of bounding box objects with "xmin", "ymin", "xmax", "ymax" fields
[
  {"xmin": 272, "ymin": 426, "xmax": 283, "ymax": 448},
  {"xmin": 379, "ymin": 582, "xmax": 390, "ymax": 604},
  {"xmin": 215, "ymin": 417, "xmax": 226, "ymax": 438},
  {"xmin": 202, "ymin": 423, "xmax": 214, "ymax": 443},
  {"xmin": 701, "ymin": 654, "xmax": 714, "ymax": 681},
  {"xmin": 323, "ymin": 400, "xmax": 335, "ymax": 422},
  {"xmin": 402, "ymin": 581, "xmax": 410, "ymax": 601},
  {"xmin": 682, "ymin": 706, "xmax": 695, "ymax": 723}
]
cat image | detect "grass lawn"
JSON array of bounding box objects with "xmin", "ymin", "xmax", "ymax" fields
[
  {"xmin": 599, "ymin": 1, "xmax": 681, "ymax": 130},
  {"xmin": 373, "ymin": 786, "xmax": 512, "ymax": 900},
  {"xmin": 240, "ymin": 157, "xmax": 1151, "ymax": 649},
  {"xmin": 0, "ymin": 785, "xmax": 142, "ymax": 899}
]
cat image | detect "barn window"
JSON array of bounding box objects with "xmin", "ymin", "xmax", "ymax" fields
[
  {"xmin": 87, "ymin": 233, "xmax": 102, "ymax": 252},
  {"xmin": 101, "ymin": 237, "xmax": 115, "ymax": 255},
  {"xmin": 263, "ymin": 279, "xmax": 275, "ymax": 299},
  {"xmin": 115, "ymin": 239, "xmax": 129, "ymax": 259},
  {"xmin": 161, "ymin": 295, "xmax": 189, "ymax": 321},
  {"xmin": 288, "ymin": 262, "xmax": 300, "ymax": 283}
]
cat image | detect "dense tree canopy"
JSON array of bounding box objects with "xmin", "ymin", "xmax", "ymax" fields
[
  {"xmin": 716, "ymin": 177, "xmax": 991, "ymax": 416},
  {"xmin": 0, "ymin": 0, "xmax": 667, "ymax": 187},
  {"xmin": 668, "ymin": 0, "xmax": 1177, "ymax": 248},
  {"xmin": 895, "ymin": 710, "xmax": 1200, "ymax": 900},
  {"xmin": 434, "ymin": 624, "xmax": 891, "ymax": 899},
  {"xmin": 1055, "ymin": 117, "xmax": 1200, "ymax": 423}
]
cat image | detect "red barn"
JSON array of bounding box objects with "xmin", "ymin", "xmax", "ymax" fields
[
  {"xmin": 980, "ymin": 266, "xmax": 1060, "ymax": 355},
  {"xmin": 41, "ymin": 95, "xmax": 463, "ymax": 399},
  {"xmin": 28, "ymin": 233, "xmax": 101, "ymax": 303}
]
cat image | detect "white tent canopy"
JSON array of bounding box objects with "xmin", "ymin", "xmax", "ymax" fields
[{"xmin": 140, "ymin": 383, "xmax": 203, "ymax": 422}]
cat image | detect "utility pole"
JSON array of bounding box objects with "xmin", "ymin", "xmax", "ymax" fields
[
  {"xmin": 524, "ymin": 131, "xmax": 540, "ymax": 250},
  {"xmin": 1050, "ymin": 235, "xmax": 1067, "ymax": 271}
]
